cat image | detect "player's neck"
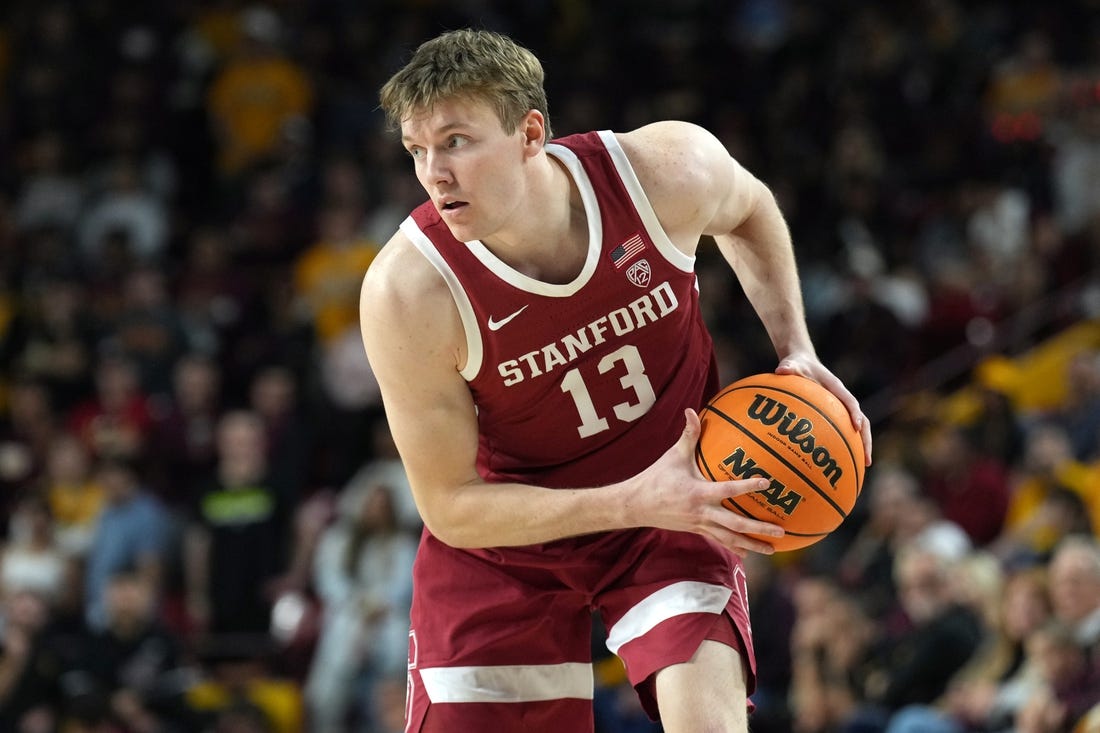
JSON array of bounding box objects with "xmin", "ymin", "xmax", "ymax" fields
[{"xmin": 481, "ymin": 154, "xmax": 587, "ymax": 284}]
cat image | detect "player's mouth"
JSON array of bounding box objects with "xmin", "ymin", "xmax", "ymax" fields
[{"xmin": 440, "ymin": 199, "xmax": 469, "ymax": 214}]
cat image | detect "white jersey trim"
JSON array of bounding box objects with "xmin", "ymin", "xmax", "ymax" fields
[
  {"xmin": 462, "ymin": 143, "xmax": 603, "ymax": 297},
  {"xmin": 597, "ymin": 130, "xmax": 696, "ymax": 274},
  {"xmin": 604, "ymin": 580, "xmax": 732, "ymax": 656},
  {"xmin": 420, "ymin": 662, "xmax": 594, "ymax": 703},
  {"xmin": 400, "ymin": 217, "xmax": 483, "ymax": 381}
]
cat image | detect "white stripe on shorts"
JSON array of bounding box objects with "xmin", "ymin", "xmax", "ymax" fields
[
  {"xmin": 419, "ymin": 662, "xmax": 594, "ymax": 703},
  {"xmin": 605, "ymin": 580, "xmax": 732, "ymax": 655}
]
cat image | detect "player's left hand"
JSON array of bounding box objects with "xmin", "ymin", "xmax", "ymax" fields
[{"xmin": 776, "ymin": 353, "xmax": 872, "ymax": 466}]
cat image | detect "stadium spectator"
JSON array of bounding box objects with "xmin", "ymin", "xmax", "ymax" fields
[
  {"xmin": 107, "ymin": 265, "xmax": 192, "ymax": 397},
  {"xmin": 789, "ymin": 575, "xmax": 878, "ymax": 733},
  {"xmin": 1049, "ymin": 349, "xmax": 1100, "ymax": 462},
  {"xmin": 292, "ymin": 202, "xmax": 378, "ymax": 347},
  {"xmin": 0, "ymin": 589, "xmax": 64, "ymax": 731},
  {"xmin": 65, "ymin": 572, "xmax": 196, "ymax": 731},
  {"xmin": 919, "ymin": 423, "xmax": 1010, "ymax": 547},
  {"xmin": 76, "ymin": 158, "xmax": 170, "ymax": 269},
  {"xmin": 1046, "ymin": 536, "xmax": 1100, "ymax": 657},
  {"xmin": 185, "ymin": 639, "xmax": 303, "ymax": 733},
  {"xmin": 0, "ymin": 377, "xmax": 58, "ymax": 506},
  {"xmin": 147, "ymin": 352, "xmax": 223, "ymax": 510},
  {"xmin": 840, "ymin": 542, "xmax": 984, "ymax": 732},
  {"xmin": 0, "ymin": 493, "xmax": 69, "ymax": 605},
  {"xmin": 184, "ymin": 410, "xmax": 296, "ymax": 637},
  {"xmin": 885, "ymin": 564, "xmax": 1052, "ymax": 733},
  {"xmin": 6, "ymin": 272, "xmax": 95, "ymax": 414},
  {"xmin": 1014, "ymin": 620, "xmax": 1100, "ymax": 733},
  {"xmin": 997, "ymin": 423, "xmax": 1099, "ymax": 563},
  {"xmin": 174, "ymin": 225, "xmax": 257, "ymax": 359},
  {"xmin": 304, "ymin": 483, "xmax": 416, "ymax": 732},
  {"xmin": 83, "ymin": 454, "xmax": 172, "ymax": 632},
  {"xmin": 65, "ymin": 353, "xmax": 153, "ymax": 463},
  {"xmin": 11, "ymin": 132, "xmax": 83, "ymax": 235},
  {"xmin": 206, "ymin": 5, "xmax": 314, "ymax": 180},
  {"xmin": 41, "ymin": 432, "xmax": 104, "ymax": 556},
  {"xmin": 833, "ymin": 465, "xmax": 921, "ymax": 616}
]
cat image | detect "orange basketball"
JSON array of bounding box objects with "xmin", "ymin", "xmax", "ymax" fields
[{"xmin": 696, "ymin": 373, "xmax": 865, "ymax": 552}]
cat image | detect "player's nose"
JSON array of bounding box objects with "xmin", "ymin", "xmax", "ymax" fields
[{"xmin": 423, "ymin": 150, "xmax": 453, "ymax": 186}]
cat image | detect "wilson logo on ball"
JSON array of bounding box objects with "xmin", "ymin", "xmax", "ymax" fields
[{"xmin": 745, "ymin": 393, "xmax": 844, "ymax": 488}]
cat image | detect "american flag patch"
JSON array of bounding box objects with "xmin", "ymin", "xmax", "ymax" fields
[{"xmin": 609, "ymin": 233, "xmax": 646, "ymax": 269}]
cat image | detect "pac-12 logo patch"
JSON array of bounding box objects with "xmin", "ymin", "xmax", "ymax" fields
[{"xmin": 626, "ymin": 259, "xmax": 651, "ymax": 288}]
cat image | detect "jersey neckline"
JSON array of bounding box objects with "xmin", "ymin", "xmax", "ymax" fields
[{"xmin": 460, "ymin": 142, "xmax": 603, "ymax": 298}]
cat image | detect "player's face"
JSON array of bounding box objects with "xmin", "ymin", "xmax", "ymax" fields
[{"xmin": 401, "ymin": 97, "xmax": 533, "ymax": 243}]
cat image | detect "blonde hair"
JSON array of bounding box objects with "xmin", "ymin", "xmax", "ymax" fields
[{"xmin": 379, "ymin": 29, "xmax": 552, "ymax": 139}]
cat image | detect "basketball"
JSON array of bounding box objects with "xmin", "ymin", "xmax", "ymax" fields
[{"xmin": 696, "ymin": 373, "xmax": 866, "ymax": 552}]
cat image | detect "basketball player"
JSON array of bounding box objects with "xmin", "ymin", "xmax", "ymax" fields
[{"xmin": 360, "ymin": 29, "xmax": 873, "ymax": 733}]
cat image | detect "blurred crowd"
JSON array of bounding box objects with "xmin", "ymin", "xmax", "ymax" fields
[{"xmin": 0, "ymin": 1, "xmax": 1098, "ymax": 732}]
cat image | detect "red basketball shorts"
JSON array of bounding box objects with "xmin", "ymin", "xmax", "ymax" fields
[{"xmin": 403, "ymin": 527, "xmax": 756, "ymax": 732}]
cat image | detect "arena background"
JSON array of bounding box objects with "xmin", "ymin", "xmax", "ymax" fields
[{"xmin": 0, "ymin": 1, "xmax": 1098, "ymax": 732}]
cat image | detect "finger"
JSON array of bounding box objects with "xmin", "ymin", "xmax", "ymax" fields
[
  {"xmin": 811, "ymin": 370, "xmax": 873, "ymax": 466},
  {"xmin": 682, "ymin": 407, "xmax": 701, "ymax": 439},
  {"xmin": 678, "ymin": 408, "xmax": 702, "ymax": 458},
  {"xmin": 859, "ymin": 412, "xmax": 873, "ymax": 466},
  {"xmin": 715, "ymin": 477, "xmax": 772, "ymax": 498},
  {"xmin": 706, "ymin": 499, "xmax": 785, "ymax": 540},
  {"xmin": 704, "ymin": 525, "xmax": 778, "ymax": 556},
  {"xmin": 841, "ymin": 399, "xmax": 873, "ymax": 467}
]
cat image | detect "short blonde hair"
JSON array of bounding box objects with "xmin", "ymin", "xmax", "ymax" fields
[{"xmin": 379, "ymin": 29, "xmax": 552, "ymax": 139}]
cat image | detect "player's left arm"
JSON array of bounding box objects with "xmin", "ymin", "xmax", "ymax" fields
[{"xmin": 619, "ymin": 121, "xmax": 872, "ymax": 464}]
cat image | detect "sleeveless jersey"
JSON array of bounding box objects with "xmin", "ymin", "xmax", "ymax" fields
[{"xmin": 401, "ymin": 130, "xmax": 719, "ymax": 490}]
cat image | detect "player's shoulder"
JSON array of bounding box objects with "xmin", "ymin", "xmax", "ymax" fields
[
  {"xmin": 615, "ymin": 121, "xmax": 726, "ymax": 171},
  {"xmin": 611, "ymin": 121, "xmax": 732, "ymax": 232},
  {"xmin": 360, "ymin": 228, "xmax": 451, "ymax": 321},
  {"xmin": 615, "ymin": 122, "xmax": 728, "ymax": 194},
  {"xmin": 617, "ymin": 119, "xmax": 720, "ymax": 145}
]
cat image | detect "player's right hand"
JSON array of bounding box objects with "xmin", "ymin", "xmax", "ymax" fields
[{"xmin": 627, "ymin": 409, "xmax": 785, "ymax": 555}]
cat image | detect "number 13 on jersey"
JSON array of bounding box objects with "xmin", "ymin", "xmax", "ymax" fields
[{"xmin": 560, "ymin": 344, "xmax": 656, "ymax": 438}]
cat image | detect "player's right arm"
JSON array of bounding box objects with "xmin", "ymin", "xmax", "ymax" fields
[{"xmin": 360, "ymin": 232, "xmax": 784, "ymax": 553}]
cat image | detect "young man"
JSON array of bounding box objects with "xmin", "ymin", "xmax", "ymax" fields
[{"xmin": 361, "ymin": 29, "xmax": 873, "ymax": 733}]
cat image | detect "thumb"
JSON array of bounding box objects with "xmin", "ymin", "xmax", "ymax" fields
[{"xmin": 679, "ymin": 408, "xmax": 702, "ymax": 453}]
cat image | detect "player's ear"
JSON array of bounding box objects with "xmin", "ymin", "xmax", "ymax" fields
[{"xmin": 520, "ymin": 109, "xmax": 547, "ymax": 153}]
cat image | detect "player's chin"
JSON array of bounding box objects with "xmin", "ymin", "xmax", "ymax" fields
[{"xmin": 441, "ymin": 221, "xmax": 475, "ymax": 242}]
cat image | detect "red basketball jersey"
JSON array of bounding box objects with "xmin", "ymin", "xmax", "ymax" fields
[{"xmin": 402, "ymin": 130, "xmax": 719, "ymax": 490}]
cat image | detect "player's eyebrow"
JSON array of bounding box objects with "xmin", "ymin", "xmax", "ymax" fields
[{"xmin": 401, "ymin": 121, "xmax": 468, "ymax": 146}]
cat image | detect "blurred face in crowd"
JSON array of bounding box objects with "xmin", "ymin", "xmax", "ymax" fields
[
  {"xmin": 216, "ymin": 411, "xmax": 268, "ymax": 475},
  {"xmin": 896, "ymin": 550, "xmax": 951, "ymax": 624},
  {"xmin": 249, "ymin": 368, "xmax": 295, "ymax": 420},
  {"xmin": 1048, "ymin": 542, "xmax": 1100, "ymax": 626},
  {"xmin": 5, "ymin": 590, "xmax": 50, "ymax": 631},
  {"xmin": 360, "ymin": 484, "xmax": 398, "ymax": 532},
  {"xmin": 46, "ymin": 433, "xmax": 90, "ymax": 484},
  {"xmin": 95, "ymin": 357, "xmax": 140, "ymax": 409},
  {"xmin": 866, "ymin": 466, "xmax": 918, "ymax": 533},
  {"xmin": 8, "ymin": 495, "xmax": 53, "ymax": 546},
  {"xmin": 105, "ymin": 574, "xmax": 154, "ymax": 634},
  {"xmin": 1023, "ymin": 423, "xmax": 1073, "ymax": 475},
  {"xmin": 1001, "ymin": 569, "xmax": 1051, "ymax": 642},
  {"xmin": 95, "ymin": 460, "xmax": 138, "ymax": 503},
  {"xmin": 7, "ymin": 380, "xmax": 51, "ymax": 427},
  {"xmin": 1026, "ymin": 623, "xmax": 1085, "ymax": 686},
  {"xmin": 174, "ymin": 355, "xmax": 220, "ymax": 412}
]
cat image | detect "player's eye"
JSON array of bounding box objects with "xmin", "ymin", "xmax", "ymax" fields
[
  {"xmin": 447, "ymin": 135, "xmax": 468, "ymax": 149},
  {"xmin": 407, "ymin": 147, "xmax": 424, "ymax": 160}
]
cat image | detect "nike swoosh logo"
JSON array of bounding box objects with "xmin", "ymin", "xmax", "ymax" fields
[{"xmin": 487, "ymin": 305, "xmax": 529, "ymax": 331}]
